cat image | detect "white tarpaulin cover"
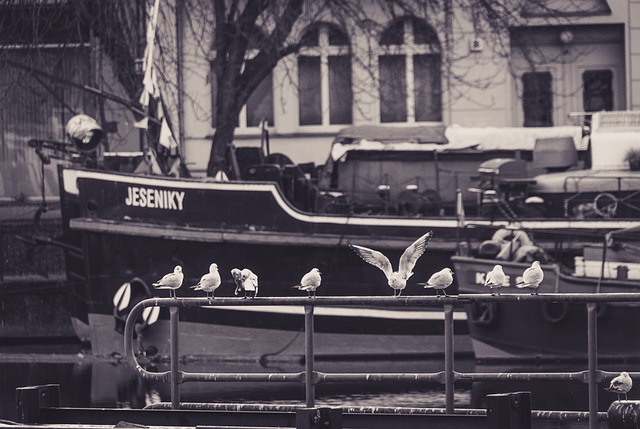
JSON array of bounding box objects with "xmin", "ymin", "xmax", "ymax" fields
[{"xmin": 330, "ymin": 124, "xmax": 586, "ymax": 161}]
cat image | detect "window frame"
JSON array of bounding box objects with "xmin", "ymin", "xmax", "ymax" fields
[
  {"xmin": 378, "ymin": 18, "xmax": 442, "ymax": 124},
  {"xmin": 297, "ymin": 23, "xmax": 352, "ymax": 128}
]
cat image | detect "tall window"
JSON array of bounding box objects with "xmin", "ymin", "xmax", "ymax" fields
[
  {"xmin": 298, "ymin": 23, "xmax": 352, "ymax": 126},
  {"xmin": 379, "ymin": 17, "xmax": 442, "ymax": 123},
  {"xmin": 583, "ymin": 69, "xmax": 613, "ymax": 113},
  {"xmin": 522, "ymin": 72, "xmax": 553, "ymax": 127}
]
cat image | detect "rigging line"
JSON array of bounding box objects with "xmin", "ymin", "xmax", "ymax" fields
[{"xmin": 259, "ymin": 326, "xmax": 303, "ymax": 363}]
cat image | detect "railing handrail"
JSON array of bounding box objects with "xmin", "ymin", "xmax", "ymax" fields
[{"xmin": 124, "ymin": 293, "xmax": 640, "ymax": 429}]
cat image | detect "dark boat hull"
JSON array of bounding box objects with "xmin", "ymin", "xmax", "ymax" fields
[
  {"xmin": 58, "ymin": 167, "xmax": 638, "ymax": 359},
  {"xmin": 60, "ymin": 168, "xmax": 476, "ymax": 359},
  {"xmin": 452, "ymin": 255, "xmax": 640, "ymax": 361}
]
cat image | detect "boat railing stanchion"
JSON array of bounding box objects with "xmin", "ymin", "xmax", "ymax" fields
[
  {"xmin": 587, "ymin": 302, "xmax": 598, "ymax": 429},
  {"xmin": 444, "ymin": 303, "xmax": 455, "ymax": 413},
  {"xmin": 170, "ymin": 305, "xmax": 180, "ymax": 409},
  {"xmin": 304, "ymin": 304, "xmax": 315, "ymax": 408}
]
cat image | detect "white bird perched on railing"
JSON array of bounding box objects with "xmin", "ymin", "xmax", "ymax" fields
[
  {"xmin": 418, "ymin": 268, "xmax": 454, "ymax": 297},
  {"xmin": 605, "ymin": 371, "xmax": 633, "ymax": 400},
  {"xmin": 152, "ymin": 265, "xmax": 184, "ymax": 298},
  {"xmin": 231, "ymin": 268, "xmax": 243, "ymax": 296},
  {"xmin": 240, "ymin": 268, "xmax": 259, "ymax": 299},
  {"xmin": 484, "ymin": 264, "xmax": 507, "ymax": 296},
  {"xmin": 516, "ymin": 261, "xmax": 544, "ymax": 295},
  {"xmin": 349, "ymin": 231, "xmax": 432, "ymax": 297},
  {"xmin": 191, "ymin": 263, "xmax": 221, "ymax": 302},
  {"xmin": 293, "ymin": 268, "xmax": 322, "ymax": 297}
]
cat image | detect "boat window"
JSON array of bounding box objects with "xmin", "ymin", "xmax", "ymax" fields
[
  {"xmin": 298, "ymin": 23, "xmax": 352, "ymax": 126},
  {"xmin": 379, "ymin": 17, "xmax": 442, "ymax": 123}
]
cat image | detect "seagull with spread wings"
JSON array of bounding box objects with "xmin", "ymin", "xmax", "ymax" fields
[{"xmin": 349, "ymin": 231, "xmax": 433, "ymax": 297}]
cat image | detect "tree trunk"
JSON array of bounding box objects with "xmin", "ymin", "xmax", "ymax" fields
[{"xmin": 206, "ymin": 116, "xmax": 238, "ymax": 178}]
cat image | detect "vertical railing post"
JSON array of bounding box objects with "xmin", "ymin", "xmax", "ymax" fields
[
  {"xmin": 444, "ymin": 304, "xmax": 455, "ymax": 413},
  {"xmin": 587, "ymin": 302, "xmax": 598, "ymax": 429},
  {"xmin": 170, "ymin": 306, "xmax": 180, "ymax": 409},
  {"xmin": 305, "ymin": 305, "xmax": 315, "ymax": 408}
]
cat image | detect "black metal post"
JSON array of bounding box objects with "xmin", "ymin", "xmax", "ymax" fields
[
  {"xmin": 487, "ymin": 391, "xmax": 531, "ymax": 429},
  {"xmin": 15, "ymin": 384, "xmax": 60, "ymax": 424},
  {"xmin": 587, "ymin": 303, "xmax": 598, "ymax": 429},
  {"xmin": 305, "ymin": 305, "xmax": 315, "ymax": 408},
  {"xmin": 444, "ymin": 304, "xmax": 454, "ymax": 413},
  {"xmin": 170, "ymin": 306, "xmax": 180, "ymax": 409}
]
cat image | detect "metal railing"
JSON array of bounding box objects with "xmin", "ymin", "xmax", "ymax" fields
[
  {"xmin": 124, "ymin": 293, "xmax": 640, "ymax": 429},
  {"xmin": 563, "ymin": 175, "xmax": 640, "ymax": 218}
]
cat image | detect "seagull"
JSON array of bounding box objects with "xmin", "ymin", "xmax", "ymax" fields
[
  {"xmin": 293, "ymin": 268, "xmax": 322, "ymax": 298},
  {"xmin": 606, "ymin": 371, "xmax": 633, "ymax": 400},
  {"xmin": 240, "ymin": 268, "xmax": 259, "ymax": 299},
  {"xmin": 418, "ymin": 268, "xmax": 454, "ymax": 297},
  {"xmin": 349, "ymin": 231, "xmax": 433, "ymax": 297},
  {"xmin": 231, "ymin": 268, "xmax": 243, "ymax": 296},
  {"xmin": 484, "ymin": 264, "xmax": 507, "ymax": 295},
  {"xmin": 516, "ymin": 261, "xmax": 544, "ymax": 295},
  {"xmin": 152, "ymin": 265, "xmax": 184, "ymax": 298},
  {"xmin": 191, "ymin": 263, "xmax": 221, "ymax": 302}
]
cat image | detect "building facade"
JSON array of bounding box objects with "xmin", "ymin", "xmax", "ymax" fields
[
  {"xmin": 0, "ymin": 0, "xmax": 639, "ymax": 196},
  {"xmin": 177, "ymin": 0, "xmax": 640, "ymax": 175}
]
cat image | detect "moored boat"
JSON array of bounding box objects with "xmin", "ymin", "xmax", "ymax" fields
[
  {"xmin": 452, "ymin": 225, "xmax": 640, "ymax": 362},
  {"xmin": 50, "ymin": 111, "xmax": 640, "ymax": 359}
]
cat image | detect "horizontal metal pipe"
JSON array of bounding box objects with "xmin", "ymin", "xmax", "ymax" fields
[
  {"xmin": 128, "ymin": 293, "xmax": 640, "ymax": 311},
  {"xmin": 181, "ymin": 372, "xmax": 305, "ymax": 383},
  {"xmin": 132, "ymin": 369, "xmax": 632, "ymax": 385},
  {"xmin": 144, "ymin": 402, "xmax": 608, "ymax": 421}
]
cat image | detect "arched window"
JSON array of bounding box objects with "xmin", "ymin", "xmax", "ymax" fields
[
  {"xmin": 379, "ymin": 17, "xmax": 442, "ymax": 123},
  {"xmin": 298, "ymin": 23, "xmax": 352, "ymax": 126}
]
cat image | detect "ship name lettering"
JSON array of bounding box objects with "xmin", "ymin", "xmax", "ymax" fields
[{"xmin": 125, "ymin": 186, "xmax": 185, "ymax": 210}]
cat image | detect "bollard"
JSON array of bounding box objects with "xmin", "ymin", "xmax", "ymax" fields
[
  {"xmin": 608, "ymin": 400, "xmax": 640, "ymax": 428},
  {"xmin": 296, "ymin": 407, "xmax": 343, "ymax": 429},
  {"xmin": 487, "ymin": 391, "xmax": 531, "ymax": 429},
  {"xmin": 15, "ymin": 384, "xmax": 60, "ymax": 424}
]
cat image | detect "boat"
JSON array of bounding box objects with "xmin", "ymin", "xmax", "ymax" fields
[
  {"xmin": 47, "ymin": 109, "xmax": 640, "ymax": 359},
  {"xmin": 59, "ymin": 163, "xmax": 474, "ymax": 359},
  {"xmin": 452, "ymin": 224, "xmax": 640, "ymax": 362}
]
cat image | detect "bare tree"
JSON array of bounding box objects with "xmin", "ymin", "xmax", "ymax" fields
[{"xmin": 0, "ymin": 0, "xmax": 588, "ymax": 177}]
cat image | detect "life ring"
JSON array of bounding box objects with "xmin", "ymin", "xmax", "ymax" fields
[
  {"xmin": 491, "ymin": 228, "xmax": 533, "ymax": 246},
  {"xmin": 113, "ymin": 277, "xmax": 154, "ymax": 334},
  {"xmin": 469, "ymin": 302, "xmax": 498, "ymax": 325},
  {"xmin": 593, "ymin": 193, "xmax": 618, "ymax": 218},
  {"xmin": 491, "ymin": 228, "xmax": 534, "ymax": 261},
  {"xmin": 542, "ymin": 302, "xmax": 568, "ymax": 323}
]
